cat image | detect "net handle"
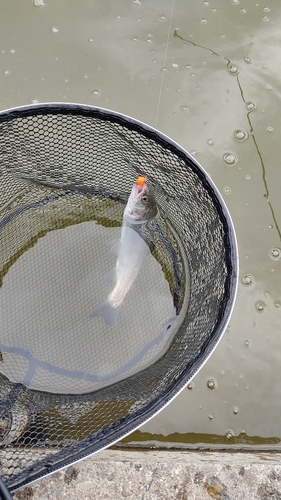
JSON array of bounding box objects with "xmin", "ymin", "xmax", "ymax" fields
[{"xmin": 0, "ymin": 477, "xmax": 13, "ymax": 500}]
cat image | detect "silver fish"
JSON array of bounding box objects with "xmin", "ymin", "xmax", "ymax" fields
[{"xmin": 91, "ymin": 176, "xmax": 157, "ymax": 325}]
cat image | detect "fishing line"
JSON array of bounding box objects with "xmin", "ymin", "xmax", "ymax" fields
[{"xmin": 155, "ymin": 0, "xmax": 175, "ymax": 127}]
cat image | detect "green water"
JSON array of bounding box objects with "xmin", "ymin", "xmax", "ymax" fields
[{"xmin": 0, "ymin": 0, "xmax": 280, "ymax": 449}]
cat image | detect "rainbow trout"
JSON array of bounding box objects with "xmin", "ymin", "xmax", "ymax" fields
[{"xmin": 90, "ymin": 176, "xmax": 157, "ymax": 325}]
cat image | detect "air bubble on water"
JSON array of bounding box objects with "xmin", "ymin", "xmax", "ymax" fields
[
  {"xmin": 275, "ymin": 303, "xmax": 280, "ymax": 309},
  {"xmin": 185, "ymin": 65, "xmax": 191, "ymax": 69},
  {"xmin": 262, "ymin": 16, "xmax": 269, "ymax": 21},
  {"xmin": 267, "ymin": 126, "xmax": 273, "ymax": 132},
  {"xmin": 208, "ymin": 415, "xmax": 213, "ymax": 420},
  {"xmin": 234, "ymin": 129, "xmax": 248, "ymax": 141},
  {"xmin": 241, "ymin": 8, "xmax": 246, "ymax": 13},
  {"xmin": 92, "ymin": 90, "xmax": 100, "ymax": 97},
  {"xmin": 232, "ymin": 0, "xmax": 239, "ymax": 3},
  {"xmin": 269, "ymin": 225, "xmax": 273, "ymax": 229},
  {"xmin": 190, "ymin": 150, "xmax": 198, "ymax": 157},
  {"xmin": 10, "ymin": 49, "xmax": 15, "ymax": 54},
  {"xmin": 255, "ymin": 302, "xmax": 265, "ymax": 312},
  {"xmin": 204, "ymin": 0, "xmax": 209, "ymax": 4},
  {"xmin": 182, "ymin": 106, "xmax": 188, "ymax": 111},
  {"xmin": 228, "ymin": 65, "xmax": 239, "ymax": 75},
  {"xmin": 263, "ymin": 6, "xmax": 270, "ymax": 11},
  {"xmin": 89, "ymin": 38, "xmax": 93, "ymax": 42},
  {"xmin": 207, "ymin": 139, "xmax": 213, "ymax": 145},
  {"xmin": 244, "ymin": 340, "xmax": 249, "ymax": 347},
  {"xmin": 133, "ymin": 0, "xmax": 141, "ymax": 4},
  {"xmin": 52, "ymin": 27, "xmax": 59, "ymax": 33},
  {"xmin": 187, "ymin": 382, "xmax": 194, "ymax": 390},
  {"xmin": 224, "ymin": 187, "xmax": 231, "ymax": 195},
  {"xmin": 160, "ymin": 15, "xmax": 166, "ymax": 21},
  {"xmin": 171, "ymin": 62, "xmax": 178, "ymax": 68},
  {"xmin": 245, "ymin": 175, "xmax": 251, "ymax": 180},
  {"xmin": 271, "ymin": 248, "xmax": 281, "ymax": 259},
  {"xmin": 207, "ymin": 378, "xmax": 217, "ymax": 390},
  {"xmin": 246, "ymin": 101, "xmax": 256, "ymax": 111},
  {"xmin": 233, "ymin": 407, "xmax": 239, "ymax": 415},
  {"xmin": 226, "ymin": 430, "xmax": 234, "ymax": 440},
  {"xmin": 200, "ymin": 18, "xmax": 207, "ymax": 24},
  {"xmin": 33, "ymin": 0, "xmax": 45, "ymax": 5},
  {"xmin": 223, "ymin": 153, "xmax": 238, "ymax": 165},
  {"xmin": 244, "ymin": 56, "xmax": 252, "ymax": 64},
  {"xmin": 132, "ymin": 37, "xmax": 138, "ymax": 42},
  {"xmin": 242, "ymin": 274, "xmax": 253, "ymax": 285},
  {"xmin": 4, "ymin": 70, "xmax": 10, "ymax": 75},
  {"xmin": 31, "ymin": 99, "xmax": 39, "ymax": 104}
]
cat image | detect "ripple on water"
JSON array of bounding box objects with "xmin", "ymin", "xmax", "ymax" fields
[
  {"xmin": 207, "ymin": 378, "xmax": 217, "ymax": 390},
  {"xmin": 223, "ymin": 153, "xmax": 238, "ymax": 165},
  {"xmin": 234, "ymin": 129, "xmax": 249, "ymax": 141},
  {"xmin": 242, "ymin": 274, "xmax": 253, "ymax": 286},
  {"xmin": 228, "ymin": 65, "xmax": 239, "ymax": 75},
  {"xmin": 270, "ymin": 248, "xmax": 281, "ymax": 260},
  {"xmin": 226, "ymin": 430, "xmax": 234, "ymax": 440},
  {"xmin": 255, "ymin": 302, "xmax": 266, "ymax": 312},
  {"xmin": 246, "ymin": 101, "xmax": 256, "ymax": 111}
]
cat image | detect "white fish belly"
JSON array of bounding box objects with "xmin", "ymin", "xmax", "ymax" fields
[{"xmin": 108, "ymin": 226, "xmax": 151, "ymax": 308}]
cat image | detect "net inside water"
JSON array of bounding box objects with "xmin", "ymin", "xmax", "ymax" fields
[{"xmin": 0, "ymin": 104, "xmax": 237, "ymax": 491}]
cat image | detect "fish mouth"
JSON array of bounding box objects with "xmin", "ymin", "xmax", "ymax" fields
[{"xmin": 136, "ymin": 183, "xmax": 147, "ymax": 195}]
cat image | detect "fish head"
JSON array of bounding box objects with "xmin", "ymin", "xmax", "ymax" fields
[{"xmin": 124, "ymin": 177, "xmax": 157, "ymax": 223}]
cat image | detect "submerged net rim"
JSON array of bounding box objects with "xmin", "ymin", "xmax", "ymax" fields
[{"xmin": 0, "ymin": 102, "xmax": 239, "ymax": 491}]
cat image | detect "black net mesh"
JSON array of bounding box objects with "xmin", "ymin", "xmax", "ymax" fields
[{"xmin": 0, "ymin": 104, "xmax": 238, "ymax": 492}]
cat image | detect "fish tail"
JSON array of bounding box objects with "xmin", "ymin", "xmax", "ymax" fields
[{"xmin": 90, "ymin": 298, "xmax": 121, "ymax": 326}]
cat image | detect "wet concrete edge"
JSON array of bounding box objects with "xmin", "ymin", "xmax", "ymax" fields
[{"xmin": 13, "ymin": 449, "xmax": 281, "ymax": 499}]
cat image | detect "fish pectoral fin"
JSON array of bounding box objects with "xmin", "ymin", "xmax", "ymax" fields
[
  {"xmin": 108, "ymin": 238, "xmax": 120, "ymax": 248},
  {"xmin": 109, "ymin": 241, "xmax": 121, "ymax": 257},
  {"xmin": 104, "ymin": 267, "xmax": 118, "ymax": 284},
  {"xmin": 90, "ymin": 299, "xmax": 121, "ymax": 326}
]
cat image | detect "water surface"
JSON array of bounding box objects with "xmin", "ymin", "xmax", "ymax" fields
[{"xmin": 0, "ymin": 0, "xmax": 280, "ymax": 448}]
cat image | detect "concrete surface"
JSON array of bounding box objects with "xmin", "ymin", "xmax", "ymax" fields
[{"xmin": 13, "ymin": 449, "xmax": 281, "ymax": 499}]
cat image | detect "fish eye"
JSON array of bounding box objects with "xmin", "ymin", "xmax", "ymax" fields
[{"xmin": 141, "ymin": 195, "xmax": 149, "ymax": 203}]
